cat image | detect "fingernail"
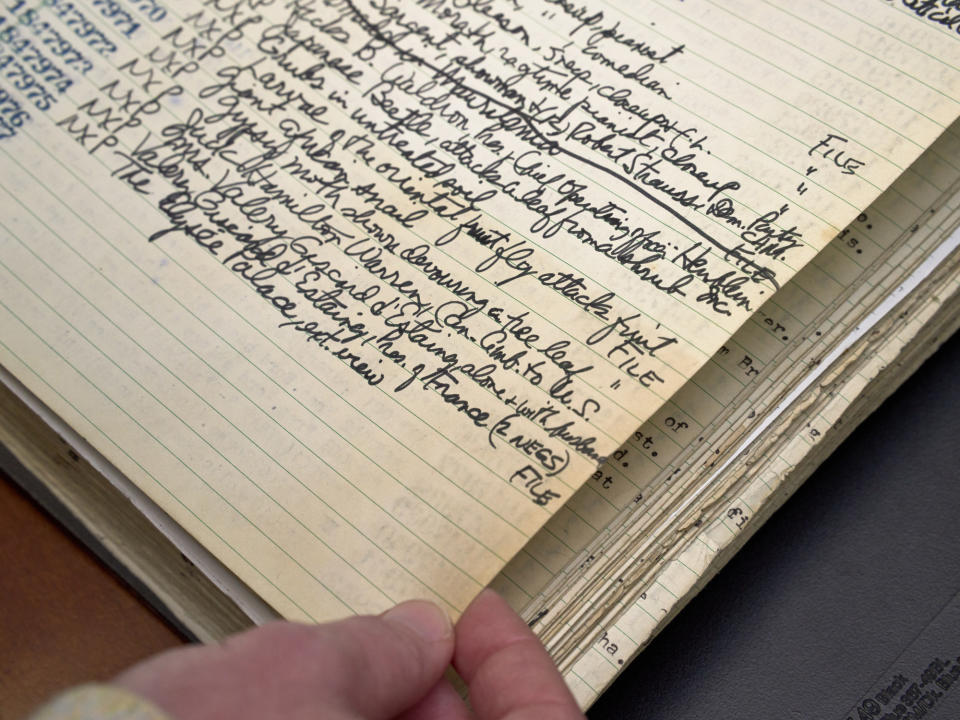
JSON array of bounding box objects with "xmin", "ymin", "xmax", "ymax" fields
[{"xmin": 382, "ymin": 600, "xmax": 452, "ymax": 642}]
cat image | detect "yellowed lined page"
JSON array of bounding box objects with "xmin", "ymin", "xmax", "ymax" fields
[
  {"xmin": 492, "ymin": 121, "xmax": 960, "ymax": 612},
  {"xmin": 565, "ymin": 204, "xmax": 960, "ymax": 708},
  {"xmin": 0, "ymin": 0, "xmax": 957, "ymax": 621},
  {"xmin": 483, "ymin": 120, "xmax": 960, "ymax": 705}
]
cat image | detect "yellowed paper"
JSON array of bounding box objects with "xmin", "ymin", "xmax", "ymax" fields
[
  {"xmin": 0, "ymin": 0, "xmax": 957, "ymax": 620},
  {"xmin": 489, "ymin": 121, "xmax": 960, "ymax": 706}
]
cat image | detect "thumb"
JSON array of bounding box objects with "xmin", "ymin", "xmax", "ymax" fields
[
  {"xmin": 115, "ymin": 600, "xmax": 454, "ymax": 720},
  {"xmin": 315, "ymin": 600, "xmax": 456, "ymax": 718}
]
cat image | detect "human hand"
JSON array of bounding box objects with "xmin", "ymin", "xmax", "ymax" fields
[{"xmin": 113, "ymin": 588, "xmax": 585, "ymax": 720}]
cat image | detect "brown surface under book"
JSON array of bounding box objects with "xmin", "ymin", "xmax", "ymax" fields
[{"xmin": 0, "ymin": 472, "xmax": 184, "ymax": 720}]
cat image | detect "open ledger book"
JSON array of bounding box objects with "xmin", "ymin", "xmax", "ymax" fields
[{"xmin": 2, "ymin": 0, "xmax": 960, "ymax": 708}]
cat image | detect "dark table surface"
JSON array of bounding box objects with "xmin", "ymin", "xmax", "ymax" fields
[
  {"xmin": 3, "ymin": 330, "xmax": 959, "ymax": 720},
  {"xmin": 590, "ymin": 329, "xmax": 960, "ymax": 720},
  {"xmin": 0, "ymin": 469, "xmax": 183, "ymax": 720}
]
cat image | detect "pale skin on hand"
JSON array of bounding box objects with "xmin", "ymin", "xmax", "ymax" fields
[{"xmin": 114, "ymin": 588, "xmax": 586, "ymax": 720}]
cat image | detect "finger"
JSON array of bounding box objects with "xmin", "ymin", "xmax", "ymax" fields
[
  {"xmin": 395, "ymin": 674, "xmax": 471, "ymax": 720},
  {"xmin": 116, "ymin": 600, "xmax": 454, "ymax": 720},
  {"xmin": 454, "ymin": 589, "xmax": 585, "ymax": 720},
  {"xmin": 284, "ymin": 600, "xmax": 456, "ymax": 719}
]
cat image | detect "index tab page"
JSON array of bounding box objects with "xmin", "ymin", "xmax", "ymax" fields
[{"xmin": 0, "ymin": 0, "xmax": 956, "ymax": 621}]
